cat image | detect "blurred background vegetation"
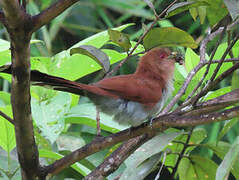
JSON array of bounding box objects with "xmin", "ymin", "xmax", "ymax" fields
[{"xmin": 0, "ymin": 0, "xmax": 239, "ymax": 179}]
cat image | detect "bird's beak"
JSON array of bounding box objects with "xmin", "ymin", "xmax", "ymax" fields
[{"xmin": 168, "ymin": 52, "xmax": 184, "ymax": 65}]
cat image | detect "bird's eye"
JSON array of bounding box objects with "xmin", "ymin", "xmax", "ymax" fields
[{"xmin": 159, "ymin": 53, "xmax": 167, "ymax": 59}]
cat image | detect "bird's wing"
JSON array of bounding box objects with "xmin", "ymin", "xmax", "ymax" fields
[{"xmin": 95, "ymin": 75, "xmax": 163, "ymax": 106}]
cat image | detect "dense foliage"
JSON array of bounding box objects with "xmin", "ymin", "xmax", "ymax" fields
[{"xmin": 0, "ymin": 0, "xmax": 239, "ymax": 179}]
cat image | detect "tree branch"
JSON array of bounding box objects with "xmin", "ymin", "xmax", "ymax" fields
[
  {"xmin": 0, "ymin": 110, "xmax": 14, "ymax": 125},
  {"xmin": 42, "ymin": 90, "xmax": 239, "ymax": 177},
  {"xmin": 31, "ymin": 0, "xmax": 79, "ymax": 32}
]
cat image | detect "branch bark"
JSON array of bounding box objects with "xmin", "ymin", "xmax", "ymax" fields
[{"xmin": 31, "ymin": 0, "xmax": 79, "ymax": 32}]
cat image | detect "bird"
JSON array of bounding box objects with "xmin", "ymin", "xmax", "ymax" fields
[{"xmin": 1, "ymin": 47, "xmax": 183, "ymax": 128}]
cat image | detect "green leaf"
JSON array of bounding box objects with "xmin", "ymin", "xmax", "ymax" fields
[
  {"xmin": 65, "ymin": 101, "xmax": 127, "ymax": 133},
  {"xmin": 0, "ymin": 106, "xmax": 16, "ymax": 153},
  {"xmin": 166, "ymin": 1, "xmax": 209, "ymax": 18},
  {"xmin": 56, "ymin": 133, "xmax": 86, "ymax": 151},
  {"xmin": 39, "ymin": 149, "xmax": 91, "ymax": 176},
  {"xmin": 143, "ymin": 27, "xmax": 198, "ymax": 50},
  {"xmin": 0, "ymin": 39, "xmax": 10, "ymax": 52},
  {"xmin": 70, "ymin": 45, "xmax": 110, "ymax": 73},
  {"xmin": 31, "ymin": 92, "xmax": 71, "ymax": 143},
  {"xmin": 223, "ymin": 0, "xmax": 239, "ymax": 20},
  {"xmin": 206, "ymin": 0, "xmax": 228, "ymax": 26},
  {"xmin": 232, "ymin": 70, "xmax": 239, "ymax": 90},
  {"xmin": 189, "ymin": 4, "xmax": 207, "ymax": 24},
  {"xmin": 216, "ymin": 136, "xmax": 239, "ymax": 180},
  {"xmin": 97, "ymin": 0, "xmax": 154, "ymax": 20},
  {"xmin": 0, "ymin": 91, "xmax": 11, "ymax": 106},
  {"xmin": 178, "ymin": 155, "xmax": 217, "ymax": 180},
  {"xmin": 204, "ymin": 86, "xmax": 231, "ymax": 101},
  {"xmin": 30, "ymin": 39, "xmax": 44, "ymax": 45},
  {"xmin": 206, "ymin": 141, "xmax": 239, "ymax": 179},
  {"xmin": 218, "ymin": 118, "xmax": 239, "ymax": 140},
  {"xmin": 108, "ymin": 29, "xmax": 131, "ymax": 52}
]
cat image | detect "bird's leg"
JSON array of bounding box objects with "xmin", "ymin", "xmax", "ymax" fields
[
  {"xmin": 96, "ymin": 107, "xmax": 101, "ymax": 136},
  {"xmin": 149, "ymin": 116, "xmax": 154, "ymax": 128}
]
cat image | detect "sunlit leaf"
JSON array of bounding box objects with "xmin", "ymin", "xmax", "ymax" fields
[
  {"xmin": 70, "ymin": 45, "xmax": 110, "ymax": 72},
  {"xmin": 108, "ymin": 29, "xmax": 131, "ymax": 52},
  {"xmin": 31, "ymin": 92, "xmax": 71, "ymax": 143},
  {"xmin": 0, "ymin": 106, "xmax": 16, "ymax": 153}
]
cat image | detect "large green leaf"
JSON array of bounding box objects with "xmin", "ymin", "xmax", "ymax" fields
[
  {"xmin": 31, "ymin": 92, "xmax": 71, "ymax": 143},
  {"xmin": 143, "ymin": 27, "xmax": 198, "ymax": 50}
]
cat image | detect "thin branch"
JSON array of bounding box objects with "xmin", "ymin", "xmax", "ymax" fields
[
  {"xmin": 159, "ymin": 105, "xmax": 239, "ymax": 127},
  {"xmin": 106, "ymin": 0, "xmax": 178, "ymax": 77},
  {"xmin": 208, "ymin": 33, "xmax": 239, "ymax": 83},
  {"xmin": 171, "ymin": 128, "xmax": 194, "ymax": 177},
  {"xmin": 42, "ymin": 92, "xmax": 239, "ymax": 177},
  {"xmin": 162, "ymin": 18, "xmax": 239, "ymax": 114},
  {"xmin": 31, "ymin": 0, "xmax": 79, "ymax": 32},
  {"xmin": 0, "ymin": 110, "xmax": 14, "ymax": 125},
  {"xmin": 83, "ymin": 133, "xmax": 155, "ymax": 180},
  {"xmin": 186, "ymin": 26, "xmax": 227, "ymax": 101},
  {"xmin": 177, "ymin": 62, "xmax": 239, "ymax": 111}
]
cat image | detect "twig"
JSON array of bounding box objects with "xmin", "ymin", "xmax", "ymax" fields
[
  {"xmin": 83, "ymin": 133, "xmax": 155, "ymax": 180},
  {"xmin": 31, "ymin": 0, "xmax": 79, "ymax": 32},
  {"xmin": 171, "ymin": 128, "xmax": 194, "ymax": 178},
  {"xmin": 0, "ymin": 110, "xmax": 14, "ymax": 125},
  {"xmin": 162, "ymin": 18, "xmax": 239, "ymax": 114},
  {"xmin": 190, "ymin": 35, "xmax": 239, "ymax": 106},
  {"xmin": 42, "ymin": 94, "xmax": 239, "ymax": 177},
  {"xmin": 107, "ymin": 0, "xmax": 178, "ymax": 76},
  {"xmin": 186, "ymin": 26, "xmax": 227, "ymax": 101}
]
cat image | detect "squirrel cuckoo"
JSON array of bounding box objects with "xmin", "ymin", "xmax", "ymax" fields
[{"xmin": 2, "ymin": 48, "xmax": 183, "ymax": 128}]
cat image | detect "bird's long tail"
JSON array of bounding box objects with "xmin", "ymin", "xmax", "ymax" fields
[{"xmin": 0, "ymin": 64, "xmax": 116, "ymax": 98}]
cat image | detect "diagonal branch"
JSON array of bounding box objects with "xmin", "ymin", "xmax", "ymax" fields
[
  {"xmin": 0, "ymin": 110, "xmax": 14, "ymax": 125},
  {"xmin": 31, "ymin": 0, "xmax": 79, "ymax": 33},
  {"xmin": 83, "ymin": 133, "xmax": 156, "ymax": 180}
]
